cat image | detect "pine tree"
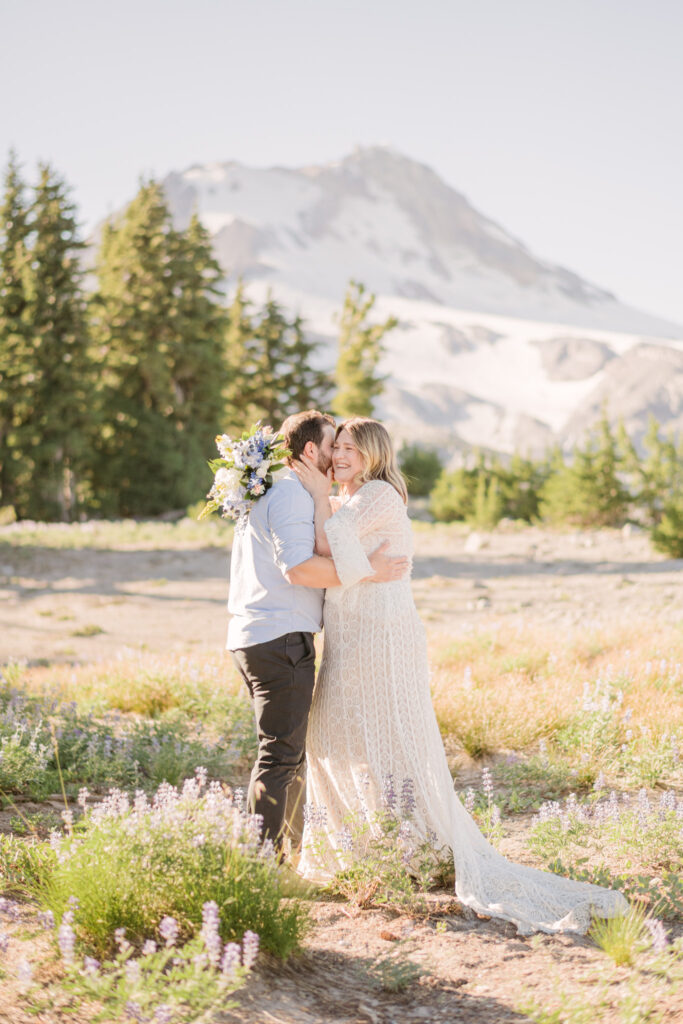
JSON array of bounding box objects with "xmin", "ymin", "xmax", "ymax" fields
[
  {"xmin": 332, "ymin": 281, "xmax": 397, "ymax": 418},
  {"xmin": 223, "ymin": 288, "xmax": 331, "ymax": 431},
  {"xmin": 20, "ymin": 164, "xmax": 92, "ymax": 520},
  {"xmin": 0, "ymin": 151, "xmax": 31, "ymax": 511},
  {"xmin": 539, "ymin": 415, "xmax": 629, "ymax": 528},
  {"xmin": 91, "ymin": 182, "xmax": 229, "ymax": 515}
]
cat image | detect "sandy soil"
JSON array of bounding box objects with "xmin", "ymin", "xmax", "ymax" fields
[{"xmin": 1, "ymin": 523, "xmax": 682, "ymax": 666}]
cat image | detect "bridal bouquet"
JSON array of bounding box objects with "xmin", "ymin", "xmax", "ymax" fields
[{"xmin": 200, "ymin": 423, "xmax": 291, "ymax": 521}]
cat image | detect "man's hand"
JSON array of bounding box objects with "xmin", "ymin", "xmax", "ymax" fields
[{"xmin": 368, "ymin": 540, "xmax": 410, "ymax": 583}]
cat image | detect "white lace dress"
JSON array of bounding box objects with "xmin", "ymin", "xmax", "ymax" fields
[{"xmin": 298, "ymin": 479, "xmax": 628, "ymax": 934}]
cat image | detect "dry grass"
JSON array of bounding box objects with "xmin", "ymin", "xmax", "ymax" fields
[{"xmin": 429, "ymin": 623, "xmax": 683, "ymax": 761}]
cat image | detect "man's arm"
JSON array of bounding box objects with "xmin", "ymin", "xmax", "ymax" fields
[{"xmin": 285, "ymin": 541, "xmax": 409, "ymax": 588}]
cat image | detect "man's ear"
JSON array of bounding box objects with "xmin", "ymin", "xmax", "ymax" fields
[{"xmin": 302, "ymin": 440, "xmax": 317, "ymax": 460}]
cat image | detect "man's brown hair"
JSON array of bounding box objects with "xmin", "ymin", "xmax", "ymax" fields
[{"xmin": 280, "ymin": 410, "xmax": 336, "ymax": 462}]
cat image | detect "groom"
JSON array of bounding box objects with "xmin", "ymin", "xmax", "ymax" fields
[{"xmin": 227, "ymin": 409, "xmax": 407, "ymax": 854}]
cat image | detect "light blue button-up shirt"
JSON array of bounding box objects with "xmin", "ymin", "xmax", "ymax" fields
[{"xmin": 226, "ymin": 471, "xmax": 324, "ymax": 650}]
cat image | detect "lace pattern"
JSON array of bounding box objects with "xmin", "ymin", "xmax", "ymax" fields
[{"xmin": 299, "ymin": 480, "xmax": 628, "ymax": 934}]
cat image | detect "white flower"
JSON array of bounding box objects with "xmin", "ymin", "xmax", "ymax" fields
[
  {"xmin": 256, "ymin": 459, "xmax": 271, "ymax": 478},
  {"xmin": 216, "ymin": 434, "xmax": 233, "ymax": 458},
  {"xmin": 215, "ymin": 467, "xmax": 242, "ymax": 491}
]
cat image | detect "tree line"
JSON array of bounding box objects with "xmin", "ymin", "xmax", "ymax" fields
[
  {"xmin": 0, "ymin": 153, "xmax": 395, "ymax": 520},
  {"xmin": 401, "ymin": 414, "xmax": 683, "ymax": 557}
]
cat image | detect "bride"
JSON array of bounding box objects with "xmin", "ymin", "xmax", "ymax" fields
[{"xmin": 292, "ymin": 416, "xmax": 628, "ymax": 935}]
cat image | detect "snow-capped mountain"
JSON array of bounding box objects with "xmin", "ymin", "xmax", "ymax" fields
[{"xmin": 161, "ymin": 146, "xmax": 683, "ymax": 457}]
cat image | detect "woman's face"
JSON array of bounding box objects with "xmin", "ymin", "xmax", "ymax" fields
[{"xmin": 332, "ymin": 428, "xmax": 365, "ymax": 486}]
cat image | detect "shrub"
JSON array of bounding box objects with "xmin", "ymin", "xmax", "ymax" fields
[
  {"xmin": 39, "ymin": 773, "xmax": 308, "ymax": 959},
  {"xmin": 650, "ymin": 496, "xmax": 683, "ymax": 558},
  {"xmin": 398, "ymin": 444, "xmax": 443, "ymax": 497},
  {"xmin": 430, "ymin": 468, "xmax": 477, "ymax": 522}
]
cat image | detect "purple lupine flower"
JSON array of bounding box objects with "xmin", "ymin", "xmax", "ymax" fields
[
  {"xmin": 221, "ymin": 942, "xmax": 241, "ymax": 980},
  {"xmin": 337, "ymin": 824, "xmax": 354, "ymax": 852},
  {"xmin": 17, "ymin": 960, "xmax": 32, "ymax": 987},
  {"xmin": 481, "ymin": 767, "xmax": 494, "ymax": 804},
  {"xmin": 125, "ymin": 959, "xmax": 142, "ymax": 985},
  {"xmin": 195, "ymin": 766, "xmax": 208, "ymax": 789},
  {"xmin": 83, "ymin": 956, "xmax": 100, "ymax": 976},
  {"xmin": 400, "ymin": 777, "xmax": 416, "ymax": 818},
  {"xmin": 124, "ymin": 1001, "xmax": 146, "ymax": 1022},
  {"xmin": 464, "ymin": 788, "xmax": 476, "ymax": 814},
  {"xmin": 0, "ymin": 897, "xmax": 20, "ymax": 921},
  {"xmin": 37, "ymin": 910, "xmax": 55, "ymax": 930},
  {"xmin": 154, "ymin": 1006, "xmax": 174, "ymax": 1024},
  {"xmin": 491, "ymin": 805, "xmax": 501, "ymax": 827},
  {"xmin": 0, "ymin": 932, "xmax": 9, "ymax": 954},
  {"xmin": 242, "ymin": 930, "xmax": 259, "ymax": 969},
  {"xmin": 67, "ymin": 895, "xmax": 80, "ymax": 910},
  {"xmin": 644, "ymin": 918, "xmax": 669, "ymax": 953},
  {"xmin": 593, "ymin": 772, "xmax": 605, "ymax": 792},
  {"xmin": 382, "ymin": 774, "xmax": 396, "ymax": 813},
  {"xmin": 159, "ymin": 916, "xmax": 179, "ymax": 948},
  {"xmin": 141, "ymin": 940, "xmax": 157, "ymax": 956},
  {"xmin": 115, "ymin": 927, "xmax": 132, "ymax": 954},
  {"xmin": 200, "ymin": 901, "xmax": 222, "ymax": 968},
  {"xmin": 58, "ymin": 911, "xmax": 76, "ymax": 965}
]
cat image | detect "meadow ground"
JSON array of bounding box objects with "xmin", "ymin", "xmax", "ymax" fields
[{"xmin": 1, "ymin": 517, "xmax": 682, "ymax": 1023}]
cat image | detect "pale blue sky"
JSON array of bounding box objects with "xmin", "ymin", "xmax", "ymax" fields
[{"xmin": 2, "ymin": 0, "xmax": 681, "ymax": 323}]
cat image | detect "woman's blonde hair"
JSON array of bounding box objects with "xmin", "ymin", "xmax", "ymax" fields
[{"xmin": 336, "ymin": 418, "xmax": 408, "ymax": 504}]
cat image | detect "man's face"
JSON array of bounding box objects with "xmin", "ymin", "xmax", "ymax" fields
[{"xmin": 312, "ymin": 424, "xmax": 335, "ymax": 473}]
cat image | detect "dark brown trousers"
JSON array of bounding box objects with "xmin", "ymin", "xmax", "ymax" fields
[{"xmin": 231, "ymin": 631, "xmax": 316, "ymax": 850}]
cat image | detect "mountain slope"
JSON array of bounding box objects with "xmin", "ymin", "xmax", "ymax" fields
[{"xmin": 159, "ymin": 146, "xmax": 683, "ymax": 456}]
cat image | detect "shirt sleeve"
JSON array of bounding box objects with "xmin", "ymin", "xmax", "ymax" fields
[
  {"xmin": 267, "ymin": 481, "xmax": 315, "ymax": 577},
  {"xmin": 324, "ymin": 480, "xmax": 403, "ymax": 588}
]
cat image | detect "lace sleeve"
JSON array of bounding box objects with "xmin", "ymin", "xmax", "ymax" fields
[{"xmin": 324, "ymin": 481, "xmax": 403, "ymax": 588}]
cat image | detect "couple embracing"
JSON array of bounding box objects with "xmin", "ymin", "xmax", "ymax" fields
[{"xmin": 227, "ymin": 410, "xmax": 627, "ymax": 935}]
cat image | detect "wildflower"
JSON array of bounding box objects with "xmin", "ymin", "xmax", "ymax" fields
[
  {"xmin": 141, "ymin": 940, "xmax": 157, "ymax": 956},
  {"xmin": 159, "ymin": 916, "xmax": 179, "ymax": 948},
  {"xmin": 195, "ymin": 765, "xmax": 208, "ymax": 789},
  {"xmin": 481, "ymin": 766, "xmax": 494, "ymax": 804},
  {"xmin": 83, "ymin": 956, "xmax": 100, "ymax": 976},
  {"xmin": 0, "ymin": 932, "xmax": 9, "ymax": 954},
  {"xmin": 464, "ymin": 788, "xmax": 476, "ymax": 814},
  {"xmin": 644, "ymin": 918, "xmax": 669, "ymax": 953},
  {"xmin": 593, "ymin": 772, "xmax": 605, "ymax": 793},
  {"xmin": 491, "ymin": 805, "xmax": 501, "ymax": 827},
  {"xmin": 17, "ymin": 959, "xmax": 32, "ymax": 988},
  {"xmin": 77, "ymin": 787, "xmax": 90, "ymax": 810},
  {"xmin": 124, "ymin": 1001, "xmax": 146, "ymax": 1022},
  {"xmin": 201, "ymin": 901, "xmax": 222, "ymax": 968},
  {"xmin": 58, "ymin": 911, "xmax": 76, "ymax": 965},
  {"xmin": 337, "ymin": 824, "xmax": 354, "ymax": 852},
  {"xmin": 38, "ymin": 910, "xmax": 55, "ymax": 930},
  {"xmin": 242, "ymin": 930, "xmax": 259, "ymax": 969},
  {"xmin": 67, "ymin": 895, "xmax": 80, "ymax": 910},
  {"xmin": 382, "ymin": 773, "xmax": 396, "ymax": 813},
  {"xmin": 154, "ymin": 1006, "xmax": 174, "ymax": 1024},
  {"xmin": 0, "ymin": 897, "xmax": 20, "ymax": 921},
  {"xmin": 400, "ymin": 777, "xmax": 416, "ymax": 818},
  {"xmin": 115, "ymin": 927, "xmax": 132, "ymax": 954},
  {"xmin": 221, "ymin": 942, "xmax": 241, "ymax": 979},
  {"xmin": 125, "ymin": 959, "xmax": 142, "ymax": 985}
]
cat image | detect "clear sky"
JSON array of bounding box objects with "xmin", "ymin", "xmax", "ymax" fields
[{"xmin": 2, "ymin": 0, "xmax": 681, "ymax": 324}]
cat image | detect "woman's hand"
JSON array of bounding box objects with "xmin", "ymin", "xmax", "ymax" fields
[{"xmin": 291, "ymin": 454, "xmax": 333, "ymax": 500}]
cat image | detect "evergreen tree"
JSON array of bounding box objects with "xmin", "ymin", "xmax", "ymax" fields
[
  {"xmin": 332, "ymin": 281, "xmax": 397, "ymax": 418},
  {"xmin": 91, "ymin": 182, "xmax": 229, "ymax": 515},
  {"xmin": 430, "ymin": 467, "xmax": 478, "ymax": 522},
  {"xmin": 539, "ymin": 414, "xmax": 629, "ymax": 528},
  {"xmin": 20, "ymin": 164, "xmax": 92, "ymax": 519},
  {"xmin": 398, "ymin": 443, "xmax": 443, "ymax": 497},
  {"xmin": 0, "ymin": 151, "xmax": 31, "ymax": 511},
  {"xmin": 223, "ymin": 287, "xmax": 331, "ymax": 431}
]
